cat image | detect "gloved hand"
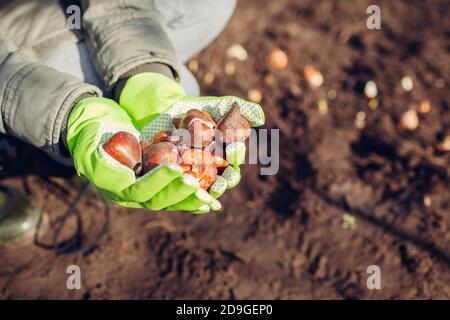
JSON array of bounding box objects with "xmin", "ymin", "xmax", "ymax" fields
[
  {"xmin": 66, "ymin": 97, "xmax": 221, "ymax": 213},
  {"xmin": 118, "ymin": 72, "xmax": 265, "ymax": 207}
]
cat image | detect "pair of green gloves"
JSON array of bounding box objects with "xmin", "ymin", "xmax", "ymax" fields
[{"xmin": 67, "ymin": 73, "xmax": 265, "ymax": 213}]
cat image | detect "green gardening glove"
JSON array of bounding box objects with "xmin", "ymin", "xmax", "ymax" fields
[
  {"xmin": 66, "ymin": 97, "xmax": 221, "ymax": 212},
  {"xmin": 118, "ymin": 73, "xmax": 265, "ymax": 211}
]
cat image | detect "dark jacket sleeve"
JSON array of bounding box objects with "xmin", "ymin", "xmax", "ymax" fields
[
  {"xmin": 0, "ymin": 30, "xmax": 101, "ymax": 159},
  {"xmin": 80, "ymin": 0, "xmax": 180, "ymax": 94}
]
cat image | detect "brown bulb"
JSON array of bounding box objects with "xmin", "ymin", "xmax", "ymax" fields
[
  {"xmin": 198, "ymin": 164, "xmax": 218, "ymax": 190},
  {"xmin": 266, "ymin": 48, "xmax": 288, "ymax": 69},
  {"xmin": 180, "ymin": 148, "xmax": 218, "ymax": 190},
  {"xmin": 150, "ymin": 130, "xmax": 182, "ymax": 144},
  {"xmin": 179, "ymin": 109, "xmax": 216, "ymax": 148},
  {"xmin": 216, "ymin": 103, "xmax": 251, "ymax": 142},
  {"xmin": 204, "ymin": 142, "xmax": 228, "ymax": 168},
  {"xmin": 141, "ymin": 142, "xmax": 180, "ymax": 174},
  {"xmin": 102, "ymin": 131, "xmax": 142, "ymax": 175}
]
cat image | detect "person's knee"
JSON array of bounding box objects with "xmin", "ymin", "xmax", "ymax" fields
[
  {"xmin": 194, "ymin": 0, "xmax": 237, "ymax": 19},
  {"xmin": 181, "ymin": 0, "xmax": 237, "ymax": 35},
  {"xmin": 203, "ymin": 0, "xmax": 236, "ymax": 27},
  {"xmin": 154, "ymin": 0, "xmax": 237, "ymax": 62}
]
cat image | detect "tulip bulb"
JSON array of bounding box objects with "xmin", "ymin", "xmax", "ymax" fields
[
  {"xmin": 178, "ymin": 109, "xmax": 216, "ymax": 148},
  {"xmin": 141, "ymin": 141, "xmax": 180, "ymax": 174},
  {"xmin": 216, "ymin": 103, "xmax": 251, "ymax": 142},
  {"xmin": 103, "ymin": 131, "xmax": 142, "ymax": 175}
]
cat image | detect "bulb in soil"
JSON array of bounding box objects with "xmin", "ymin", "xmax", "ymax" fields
[
  {"xmin": 289, "ymin": 83, "xmax": 302, "ymax": 96},
  {"xmin": 225, "ymin": 62, "xmax": 236, "ymax": 75},
  {"xmin": 318, "ymin": 99, "xmax": 328, "ymax": 115},
  {"xmin": 355, "ymin": 111, "xmax": 366, "ymax": 129},
  {"xmin": 226, "ymin": 44, "xmax": 248, "ymax": 61},
  {"xmin": 418, "ymin": 100, "xmax": 431, "ymax": 114},
  {"xmin": 204, "ymin": 72, "xmax": 215, "ymax": 84},
  {"xmin": 369, "ymin": 98, "xmax": 379, "ymax": 109},
  {"xmin": 216, "ymin": 103, "xmax": 251, "ymax": 143},
  {"xmin": 435, "ymin": 79, "xmax": 445, "ymax": 88},
  {"xmin": 327, "ymin": 89, "xmax": 337, "ymax": 100},
  {"xmin": 436, "ymin": 136, "xmax": 450, "ymax": 152},
  {"xmin": 102, "ymin": 131, "xmax": 142, "ymax": 175},
  {"xmin": 401, "ymin": 76, "xmax": 414, "ymax": 92},
  {"xmin": 266, "ymin": 48, "xmax": 288, "ymax": 69},
  {"xmin": 304, "ymin": 65, "xmax": 323, "ymax": 88},
  {"xmin": 141, "ymin": 142, "xmax": 180, "ymax": 174},
  {"xmin": 423, "ymin": 195, "xmax": 432, "ymax": 207},
  {"xmin": 364, "ymin": 81, "xmax": 378, "ymax": 98},
  {"xmin": 399, "ymin": 110, "xmax": 419, "ymax": 131},
  {"xmin": 178, "ymin": 109, "xmax": 216, "ymax": 148},
  {"xmin": 247, "ymin": 89, "xmax": 262, "ymax": 103}
]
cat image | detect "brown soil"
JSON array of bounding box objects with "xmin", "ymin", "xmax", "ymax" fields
[{"xmin": 0, "ymin": 0, "xmax": 449, "ymax": 299}]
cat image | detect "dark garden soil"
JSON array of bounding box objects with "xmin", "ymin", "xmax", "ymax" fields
[{"xmin": 0, "ymin": 0, "xmax": 449, "ymax": 299}]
